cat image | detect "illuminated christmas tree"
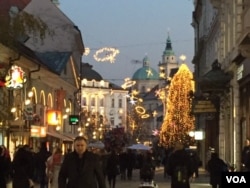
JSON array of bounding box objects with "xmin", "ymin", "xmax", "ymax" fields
[{"xmin": 160, "ymin": 63, "xmax": 195, "ymax": 147}]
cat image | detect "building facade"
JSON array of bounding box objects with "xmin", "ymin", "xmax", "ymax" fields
[{"xmin": 192, "ymin": 0, "xmax": 250, "ymax": 170}]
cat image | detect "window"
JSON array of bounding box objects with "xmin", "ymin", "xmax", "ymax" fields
[
  {"xmin": 118, "ymin": 99, "xmax": 122, "ymax": 108},
  {"xmin": 110, "ymin": 117, "xmax": 114, "ymax": 126},
  {"xmin": 91, "ymin": 97, "xmax": 95, "ymax": 106},
  {"xmin": 82, "ymin": 97, "xmax": 87, "ymax": 106},
  {"xmin": 111, "ymin": 98, "xmax": 115, "ymax": 108},
  {"xmin": 141, "ymin": 86, "xmax": 145, "ymax": 93},
  {"xmin": 100, "ymin": 98, "xmax": 104, "ymax": 107}
]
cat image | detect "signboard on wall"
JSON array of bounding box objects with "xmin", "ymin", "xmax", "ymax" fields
[{"xmin": 193, "ymin": 100, "xmax": 217, "ymax": 113}]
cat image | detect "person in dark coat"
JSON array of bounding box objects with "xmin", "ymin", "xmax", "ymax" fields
[
  {"xmin": 126, "ymin": 149, "xmax": 136, "ymax": 180},
  {"xmin": 166, "ymin": 142, "xmax": 193, "ymax": 188},
  {"xmin": 34, "ymin": 142, "xmax": 51, "ymax": 188},
  {"xmin": 207, "ymin": 152, "xmax": 228, "ymax": 188},
  {"xmin": 241, "ymin": 138, "xmax": 250, "ymax": 171},
  {"xmin": 58, "ymin": 136, "xmax": 106, "ymax": 188},
  {"xmin": 0, "ymin": 146, "xmax": 11, "ymax": 188},
  {"xmin": 12, "ymin": 145, "xmax": 35, "ymax": 188},
  {"xmin": 119, "ymin": 150, "xmax": 127, "ymax": 180},
  {"xmin": 106, "ymin": 150, "xmax": 120, "ymax": 188},
  {"xmin": 140, "ymin": 152, "xmax": 155, "ymax": 182}
]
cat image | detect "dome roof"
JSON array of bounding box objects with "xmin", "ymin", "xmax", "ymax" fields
[
  {"xmin": 81, "ymin": 63, "xmax": 103, "ymax": 81},
  {"xmin": 132, "ymin": 56, "xmax": 159, "ymax": 80}
]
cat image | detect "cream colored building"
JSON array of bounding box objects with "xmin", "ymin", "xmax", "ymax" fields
[{"xmin": 192, "ymin": 0, "xmax": 250, "ymax": 170}]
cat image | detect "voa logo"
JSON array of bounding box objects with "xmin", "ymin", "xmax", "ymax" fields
[{"xmin": 226, "ymin": 176, "xmax": 246, "ymax": 184}]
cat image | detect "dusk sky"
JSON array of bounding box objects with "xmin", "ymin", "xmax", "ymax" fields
[{"xmin": 59, "ymin": 0, "xmax": 195, "ymax": 85}]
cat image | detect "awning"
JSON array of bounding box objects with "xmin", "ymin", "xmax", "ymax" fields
[
  {"xmin": 47, "ymin": 131, "xmax": 73, "ymax": 142},
  {"xmin": 199, "ymin": 60, "xmax": 232, "ymax": 93}
]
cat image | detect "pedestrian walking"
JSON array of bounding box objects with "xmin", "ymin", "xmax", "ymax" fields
[
  {"xmin": 58, "ymin": 136, "xmax": 106, "ymax": 188},
  {"xmin": 34, "ymin": 142, "xmax": 51, "ymax": 188},
  {"xmin": 12, "ymin": 145, "xmax": 35, "ymax": 188},
  {"xmin": 0, "ymin": 146, "xmax": 11, "ymax": 188},
  {"xmin": 140, "ymin": 152, "xmax": 155, "ymax": 183},
  {"xmin": 119, "ymin": 149, "xmax": 127, "ymax": 180},
  {"xmin": 241, "ymin": 138, "xmax": 250, "ymax": 171},
  {"xmin": 207, "ymin": 152, "xmax": 228, "ymax": 188},
  {"xmin": 126, "ymin": 149, "xmax": 136, "ymax": 180},
  {"xmin": 166, "ymin": 142, "xmax": 193, "ymax": 188},
  {"xmin": 46, "ymin": 147, "xmax": 63, "ymax": 188},
  {"xmin": 106, "ymin": 150, "xmax": 120, "ymax": 188}
]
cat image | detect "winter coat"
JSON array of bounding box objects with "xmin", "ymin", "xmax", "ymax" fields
[
  {"xmin": 207, "ymin": 154, "xmax": 228, "ymax": 186},
  {"xmin": 167, "ymin": 149, "xmax": 193, "ymax": 188},
  {"xmin": 106, "ymin": 152, "xmax": 120, "ymax": 177},
  {"xmin": 58, "ymin": 151, "xmax": 106, "ymax": 188},
  {"xmin": 12, "ymin": 147, "xmax": 34, "ymax": 188}
]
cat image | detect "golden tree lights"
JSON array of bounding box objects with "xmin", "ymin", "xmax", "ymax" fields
[{"xmin": 160, "ymin": 63, "xmax": 195, "ymax": 147}]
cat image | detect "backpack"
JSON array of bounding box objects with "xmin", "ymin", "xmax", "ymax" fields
[{"xmin": 173, "ymin": 165, "xmax": 188, "ymax": 183}]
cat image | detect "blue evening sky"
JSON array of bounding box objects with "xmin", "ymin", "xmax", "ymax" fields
[{"xmin": 59, "ymin": 0, "xmax": 194, "ymax": 85}]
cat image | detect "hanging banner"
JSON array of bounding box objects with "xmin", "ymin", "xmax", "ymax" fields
[{"xmin": 55, "ymin": 89, "xmax": 66, "ymax": 110}]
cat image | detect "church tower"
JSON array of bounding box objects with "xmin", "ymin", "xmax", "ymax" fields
[{"xmin": 158, "ymin": 34, "xmax": 178, "ymax": 80}]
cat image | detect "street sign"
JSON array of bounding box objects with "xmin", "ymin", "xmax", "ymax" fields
[{"xmin": 69, "ymin": 115, "xmax": 80, "ymax": 125}]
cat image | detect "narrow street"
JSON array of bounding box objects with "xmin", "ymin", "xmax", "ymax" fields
[
  {"xmin": 113, "ymin": 167, "xmax": 211, "ymax": 188},
  {"xmin": 7, "ymin": 167, "xmax": 211, "ymax": 188}
]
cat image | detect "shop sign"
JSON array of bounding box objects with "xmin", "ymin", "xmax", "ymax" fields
[
  {"xmin": 47, "ymin": 110, "xmax": 61, "ymax": 125},
  {"xmin": 5, "ymin": 65, "xmax": 26, "ymax": 89},
  {"xmin": 193, "ymin": 100, "xmax": 217, "ymax": 113},
  {"xmin": 30, "ymin": 125, "xmax": 46, "ymax": 137}
]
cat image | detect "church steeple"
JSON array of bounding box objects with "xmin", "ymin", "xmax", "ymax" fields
[
  {"xmin": 158, "ymin": 33, "xmax": 178, "ymax": 80},
  {"xmin": 162, "ymin": 33, "xmax": 176, "ymax": 63}
]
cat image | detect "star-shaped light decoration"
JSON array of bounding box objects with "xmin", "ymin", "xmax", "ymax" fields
[
  {"xmin": 152, "ymin": 129, "xmax": 159, "ymax": 136},
  {"xmin": 129, "ymin": 98, "xmax": 136, "ymax": 105},
  {"xmin": 179, "ymin": 54, "xmax": 186, "ymax": 62},
  {"xmin": 146, "ymin": 68, "xmax": 153, "ymax": 77},
  {"xmin": 152, "ymin": 110, "xmax": 158, "ymax": 117}
]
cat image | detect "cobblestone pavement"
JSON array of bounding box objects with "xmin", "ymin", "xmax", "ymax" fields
[{"xmin": 7, "ymin": 167, "xmax": 211, "ymax": 188}]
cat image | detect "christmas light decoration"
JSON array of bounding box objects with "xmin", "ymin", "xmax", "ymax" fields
[
  {"xmin": 141, "ymin": 114, "xmax": 150, "ymax": 119},
  {"xmin": 93, "ymin": 47, "xmax": 120, "ymax": 63},
  {"xmin": 146, "ymin": 68, "xmax": 153, "ymax": 77},
  {"xmin": 135, "ymin": 106, "xmax": 146, "ymax": 114},
  {"xmin": 160, "ymin": 63, "xmax": 195, "ymax": 148},
  {"xmin": 83, "ymin": 47, "xmax": 90, "ymax": 56},
  {"xmin": 121, "ymin": 77, "xmax": 136, "ymax": 89}
]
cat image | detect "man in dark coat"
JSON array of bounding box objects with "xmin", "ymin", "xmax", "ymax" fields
[
  {"xmin": 58, "ymin": 136, "xmax": 106, "ymax": 188},
  {"xmin": 166, "ymin": 142, "xmax": 193, "ymax": 188},
  {"xmin": 207, "ymin": 152, "xmax": 228, "ymax": 188}
]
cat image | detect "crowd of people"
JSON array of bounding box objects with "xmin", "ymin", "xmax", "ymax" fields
[{"xmin": 0, "ymin": 137, "xmax": 249, "ymax": 188}]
